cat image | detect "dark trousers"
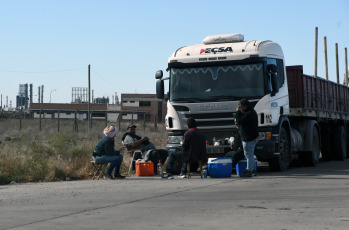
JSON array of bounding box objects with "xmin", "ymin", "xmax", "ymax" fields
[
  {"xmin": 166, "ymin": 151, "xmax": 183, "ymax": 175},
  {"xmin": 181, "ymin": 161, "xmax": 200, "ymax": 174},
  {"xmin": 148, "ymin": 149, "xmax": 168, "ymax": 173},
  {"xmin": 225, "ymin": 149, "xmax": 245, "ymax": 166}
]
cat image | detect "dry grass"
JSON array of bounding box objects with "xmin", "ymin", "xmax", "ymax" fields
[{"xmin": 0, "ymin": 118, "xmax": 167, "ymax": 184}]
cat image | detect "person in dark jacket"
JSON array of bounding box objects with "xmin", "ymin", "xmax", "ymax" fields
[
  {"xmin": 93, "ymin": 125, "xmax": 125, "ymax": 179},
  {"xmin": 235, "ymin": 99, "xmax": 259, "ymax": 177},
  {"xmin": 225, "ymin": 127, "xmax": 245, "ymax": 166},
  {"xmin": 180, "ymin": 118, "xmax": 208, "ymax": 178}
]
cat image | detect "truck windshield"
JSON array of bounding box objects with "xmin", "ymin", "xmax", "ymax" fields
[{"xmin": 170, "ymin": 63, "xmax": 265, "ymax": 102}]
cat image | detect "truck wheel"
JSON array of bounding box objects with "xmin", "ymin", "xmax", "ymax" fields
[
  {"xmin": 333, "ymin": 125, "xmax": 346, "ymax": 161},
  {"xmin": 302, "ymin": 126, "xmax": 320, "ymax": 166},
  {"xmin": 320, "ymin": 126, "xmax": 332, "ymax": 161},
  {"xmin": 268, "ymin": 127, "xmax": 290, "ymax": 172}
]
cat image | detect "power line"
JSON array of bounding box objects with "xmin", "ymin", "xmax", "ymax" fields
[
  {"xmin": 0, "ymin": 67, "xmax": 86, "ymax": 74},
  {"xmin": 92, "ymin": 69, "xmax": 117, "ymax": 87}
]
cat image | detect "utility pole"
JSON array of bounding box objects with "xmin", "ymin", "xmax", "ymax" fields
[
  {"xmin": 335, "ymin": 43, "xmax": 339, "ymax": 84},
  {"xmin": 88, "ymin": 64, "xmax": 91, "ymax": 131},
  {"xmin": 324, "ymin": 36, "xmax": 328, "ymax": 80},
  {"xmin": 345, "ymin": 47, "xmax": 348, "ymax": 86},
  {"xmin": 314, "ymin": 27, "xmax": 318, "ymax": 78}
]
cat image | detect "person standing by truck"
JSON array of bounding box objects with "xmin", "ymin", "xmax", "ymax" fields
[{"xmin": 235, "ymin": 99, "xmax": 259, "ymax": 177}]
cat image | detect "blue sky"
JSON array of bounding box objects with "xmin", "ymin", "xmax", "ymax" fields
[{"xmin": 0, "ymin": 0, "xmax": 348, "ymax": 105}]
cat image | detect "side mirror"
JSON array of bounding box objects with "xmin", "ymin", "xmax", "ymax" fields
[
  {"xmin": 271, "ymin": 74, "xmax": 279, "ymax": 96},
  {"xmin": 267, "ymin": 64, "xmax": 277, "ymax": 73},
  {"xmin": 156, "ymin": 80, "xmax": 164, "ymax": 99},
  {"xmin": 268, "ymin": 64, "xmax": 279, "ymax": 96},
  {"xmin": 164, "ymin": 92, "xmax": 169, "ymax": 101},
  {"xmin": 155, "ymin": 70, "xmax": 163, "ymax": 79}
]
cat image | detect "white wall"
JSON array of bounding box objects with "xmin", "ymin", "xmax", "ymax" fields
[
  {"xmin": 33, "ymin": 112, "xmax": 86, "ymax": 120},
  {"xmin": 122, "ymin": 113, "xmax": 137, "ymax": 120},
  {"xmin": 122, "ymin": 101, "xmax": 139, "ymax": 107},
  {"xmin": 108, "ymin": 113, "xmax": 119, "ymax": 122}
]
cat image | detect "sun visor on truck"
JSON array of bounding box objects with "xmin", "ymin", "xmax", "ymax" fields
[{"xmin": 203, "ymin": 33, "xmax": 244, "ymax": 45}]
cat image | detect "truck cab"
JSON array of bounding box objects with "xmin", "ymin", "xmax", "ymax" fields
[{"xmin": 156, "ymin": 33, "xmax": 291, "ymax": 170}]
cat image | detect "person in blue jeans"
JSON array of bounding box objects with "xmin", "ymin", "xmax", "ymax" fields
[
  {"xmin": 93, "ymin": 125, "xmax": 125, "ymax": 179},
  {"xmin": 235, "ymin": 99, "xmax": 259, "ymax": 177}
]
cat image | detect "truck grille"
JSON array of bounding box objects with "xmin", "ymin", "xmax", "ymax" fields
[
  {"xmin": 185, "ymin": 112, "xmax": 234, "ymax": 119},
  {"xmin": 184, "ymin": 112, "xmax": 235, "ymax": 128}
]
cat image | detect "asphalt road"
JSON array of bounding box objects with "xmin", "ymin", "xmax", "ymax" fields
[{"xmin": 1, "ymin": 160, "xmax": 349, "ymax": 230}]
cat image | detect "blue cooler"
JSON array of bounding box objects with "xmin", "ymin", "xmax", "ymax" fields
[
  {"xmin": 236, "ymin": 156, "xmax": 258, "ymax": 176},
  {"xmin": 208, "ymin": 157, "xmax": 232, "ymax": 178}
]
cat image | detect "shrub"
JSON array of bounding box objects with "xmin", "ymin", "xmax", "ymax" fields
[{"xmin": 0, "ymin": 119, "xmax": 167, "ymax": 184}]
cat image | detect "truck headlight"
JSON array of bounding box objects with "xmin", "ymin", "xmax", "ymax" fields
[
  {"xmin": 168, "ymin": 136, "xmax": 183, "ymax": 144},
  {"xmin": 259, "ymin": 132, "xmax": 271, "ymax": 140}
]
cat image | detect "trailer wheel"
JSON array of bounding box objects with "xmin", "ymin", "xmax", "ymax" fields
[
  {"xmin": 320, "ymin": 126, "xmax": 332, "ymax": 161},
  {"xmin": 268, "ymin": 127, "xmax": 290, "ymax": 172},
  {"xmin": 333, "ymin": 125, "xmax": 346, "ymax": 161},
  {"xmin": 302, "ymin": 126, "xmax": 320, "ymax": 166}
]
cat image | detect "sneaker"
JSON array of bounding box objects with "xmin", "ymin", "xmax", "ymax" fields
[
  {"xmin": 252, "ymin": 170, "xmax": 257, "ymax": 176},
  {"xmin": 178, "ymin": 174, "xmax": 187, "ymax": 178},
  {"xmin": 167, "ymin": 174, "xmax": 174, "ymax": 179},
  {"xmin": 105, "ymin": 174, "xmax": 114, "ymax": 180},
  {"xmin": 161, "ymin": 173, "xmax": 170, "ymax": 179},
  {"xmin": 114, "ymin": 173, "xmax": 126, "ymax": 179},
  {"xmin": 240, "ymin": 170, "xmax": 253, "ymax": 178}
]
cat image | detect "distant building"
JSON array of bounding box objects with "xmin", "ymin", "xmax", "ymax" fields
[
  {"xmin": 94, "ymin": 97, "xmax": 109, "ymax": 104},
  {"xmin": 16, "ymin": 84, "xmax": 29, "ymax": 109},
  {"xmin": 121, "ymin": 94, "xmax": 166, "ymax": 122},
  {"xmin": 71, "ymin": 87, "xmax": 88, "ymax": 104},
  {"xmin": 29, "ymin": 103, "xmax": 120, "ymax": 122}
]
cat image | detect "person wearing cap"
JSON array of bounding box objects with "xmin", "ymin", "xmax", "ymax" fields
[
  {"xmin": 122, "ymin": 124, "xmax": 168, "ymax": 174},
  {"xmin": 93, "ymin": 125, "xmax": 125, "ymax": 179},
  {"xmin": 235, "ymin": 99, "xmax": 259, "ymax": 177}
]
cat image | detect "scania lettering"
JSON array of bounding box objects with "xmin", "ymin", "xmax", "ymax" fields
[{"xmin": 155, "ymin": 33, "xmax": 349, "ymax": 171}]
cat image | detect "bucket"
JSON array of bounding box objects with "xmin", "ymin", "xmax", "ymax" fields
[
  {"xmin": 236, "ymin": 156, "xmax": 258, "ymax": 176},
  {"xmin": 208, "ymin": 157, "xmax": 232, "ymax": 178}
]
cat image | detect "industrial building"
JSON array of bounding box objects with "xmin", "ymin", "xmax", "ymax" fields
[
  {"xmin": 121, "ymin": 94, "xmax": 166, "ymax": 122},
  {"xmin": 10, "ymin": 86, "xmax": 165, "ymax": 123},
  {"xmin": 29, "ymin": 103, "xmax": 120, "ymax": 122}
]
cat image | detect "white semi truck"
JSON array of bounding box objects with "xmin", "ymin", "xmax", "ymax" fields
[{"xmin": 155, "ymin": 33, "xmax": 349, "ymax": 171}]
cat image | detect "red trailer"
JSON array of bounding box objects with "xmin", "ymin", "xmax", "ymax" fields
[{"xmin": 286, "ymin": 65, "xmax": 349, "ymax": 162}]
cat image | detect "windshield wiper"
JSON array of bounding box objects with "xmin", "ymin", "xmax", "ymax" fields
[
  {"xmin": 172, "ymin": 97, "xmax": 204, "ymax": 103},
  {"xmin": 207, "ymin": 96, "xmax": 241, "ymax": 101}
]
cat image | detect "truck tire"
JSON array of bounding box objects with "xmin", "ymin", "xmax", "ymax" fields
[
  {"xmin": 268, "ymin": 127, "xmax": 290, "ymax": 172},
  {"xmin": 320, "ymin": 125, "xmax": 332, "ymax": 161},
  {"xmin": 302, "ymin": 126, "xmax": 320, "ymax": 166},
  {"xmin": 333, "ymin": 125, "xmax": 346, "ymax": 161}
]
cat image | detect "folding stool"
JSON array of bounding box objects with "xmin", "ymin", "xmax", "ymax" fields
[
  {"xmin": 90, "ymin": 161, "xmax": 109, "ymax": 180},
  {"xmin": 187, "ymin": 160, "xmax": 203, "ymax": 179}
]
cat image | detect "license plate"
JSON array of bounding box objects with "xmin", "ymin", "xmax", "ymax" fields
[{"xmin": 207, "ymin": 147, "xmax": 224, "ymax": 154}]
